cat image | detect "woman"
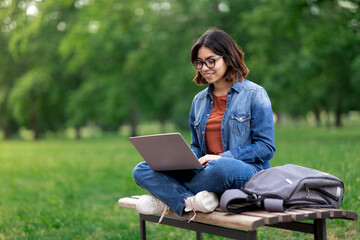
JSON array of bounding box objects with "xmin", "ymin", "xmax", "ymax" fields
[{"xmin": 133, "ymin": 28, "xmax": 275, "ymax": 221}]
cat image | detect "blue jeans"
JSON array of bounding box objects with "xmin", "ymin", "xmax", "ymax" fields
[{"xmin": 133, "ymin": 158, "xmax": 258, "ymax": 216}]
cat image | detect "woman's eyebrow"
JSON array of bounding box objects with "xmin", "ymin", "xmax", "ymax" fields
[{"xmin": 197, "ymin": 55, "xmax": 217, "ymax": 61}]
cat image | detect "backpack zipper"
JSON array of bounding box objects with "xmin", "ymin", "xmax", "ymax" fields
[
  {"xmin": 309, "ymin": 187, "xmax": 339, "ymax": 201},
  {"xmin": 306, "ymin": 187, "xmax": 310, "ymax": 199}
]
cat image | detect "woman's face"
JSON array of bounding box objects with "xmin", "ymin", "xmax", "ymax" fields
[{"xmin": 197, "ymin": 46, "xmax": 227, "ymax": 85}]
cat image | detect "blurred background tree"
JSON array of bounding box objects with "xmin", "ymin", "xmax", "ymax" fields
[{"xmin": 1, "ymin": 0, "xmax": 359, "ymax": 139}]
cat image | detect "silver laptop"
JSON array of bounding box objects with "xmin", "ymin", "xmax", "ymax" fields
[{"xmin": 129, "ymin": 133, "xmax": 203, "ymax": 171}]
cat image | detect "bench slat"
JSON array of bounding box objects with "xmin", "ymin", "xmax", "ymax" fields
[
  {"xmin": 342, "ymin": 210, "xmax": 358, "ymax": 221},
  {"xmin": 327, "ymin": 209, "xmax": 344, "ymax": 218},
  {"xmin": 280, "ymin": 210, "xmax": 305, "ymax": 221},
  {"xmin": 291, "ymin": 209, "xmax": 317, "ymax": 220},
  {"xmin": 302, "ymin": 208, "xmax": 330, "ymax": 218},
  {"xmin": 181, "ymin": 210, "xmax": 265, "ymax": 231},
  {"xmin": 241, "ymin": 211, "xmax": 279, "ymax": 225},
  {"xmin": 256, "ymin": 211, "xmax": 293, "ymax": 222}
]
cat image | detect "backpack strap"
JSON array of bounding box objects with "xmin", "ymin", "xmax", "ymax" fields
[
  {"xmin": 220, "ymin": 189, "xmax": 262, "ymax": 213},
  {"xmin": 263, "ymin": 198, "xmax": 284, "ymax": 212}
]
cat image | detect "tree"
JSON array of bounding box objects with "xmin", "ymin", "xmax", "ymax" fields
[
  {"xmin": 243, "ymin": 0, "xmax": 360, "ymax": 127},
  {"xmin": 0, "ymin": 0, "xmax": 24, "ymax": 139},
  {"xmin": 5, "ymin": 0, "xmax": 69, "ymax": 139}
]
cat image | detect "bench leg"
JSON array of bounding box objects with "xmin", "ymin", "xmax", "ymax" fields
[
  {"xmin": 140, "ymin": 214, "xmax": 203, "ymax": 240},
  {"xmin": 314, "ymin": 219, "xmax": 326, "ymax": 240},
  {"xmin": 140, "ymin": 214, "xmax": 146, "ymax": 240}
]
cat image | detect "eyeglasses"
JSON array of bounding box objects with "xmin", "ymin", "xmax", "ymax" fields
[{"xmin": 193, "ymin": 55, "xmax": 223, "ymax": 70}]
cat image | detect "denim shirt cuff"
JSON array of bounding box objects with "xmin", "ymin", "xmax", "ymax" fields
[{"xmin": 219, "ymin": 150, "xmax": 234, "ymax": 159}]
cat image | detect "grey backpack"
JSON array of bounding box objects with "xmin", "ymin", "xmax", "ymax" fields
[{"xmin": 220, "ymin": 164, "xmax": 344, "ymax": 213}]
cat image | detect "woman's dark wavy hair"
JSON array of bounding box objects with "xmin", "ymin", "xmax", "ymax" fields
[{"xmin": 191, "ymin": 28, "xmax": 249, "ymax": 86}]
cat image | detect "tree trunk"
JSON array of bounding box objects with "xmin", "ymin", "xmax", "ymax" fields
[
  {"xmin": 275, "ymin": 112, "xmax": 281, "ymax": 125},
  {"xmin": 31, "ymin": 97, "xmax": 40, "ymax": 140},
  {"xmin": 130, "ymin": 106, "xmax": 138, "ymax": 137},
  {"xmin": 159, "ymin": 119, "xmax": 166, "ymax": 133},
  {"xmin": 31, "ymin": 112, "xmax": 40, "ymax": 140},
  {"xmin": 335, "ymin": 108, "xmax": 342, "ymax": 128},
  {"xmin": 1, "ymin": 124, "xmax": 9, "ymax": 140},
  {"xmin": 314, "ymin": 109, "xmax": 321, "ymax": 127},
  {"xmin": 75, "ymin": 126, "xmax": 81, "ymax": 140},
  {"xmin": 325, "ymin": 110, "xmax": 331, "ymax": 128}
]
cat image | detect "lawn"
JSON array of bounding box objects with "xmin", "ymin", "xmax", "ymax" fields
[{"xmin": 0, "ymin": 123, "xmax": 359, "ymax": 239}]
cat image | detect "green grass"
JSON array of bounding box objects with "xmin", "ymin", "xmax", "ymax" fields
[{"xmin": 0, "ymin": 123, "xmax": 359, "ymax": 239}]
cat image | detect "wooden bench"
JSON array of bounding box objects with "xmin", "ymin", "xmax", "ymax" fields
[{"xmin": 118, "ymin": 195, "xmax": 358, "ymax": 240}]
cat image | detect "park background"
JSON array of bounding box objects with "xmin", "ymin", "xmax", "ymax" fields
[{"xmin": 0, "ymin": 0, "xmax": 359, "ymax": 239}]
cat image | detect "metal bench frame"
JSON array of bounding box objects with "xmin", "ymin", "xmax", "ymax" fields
[
  {"xmin": 118, "ymin": 196, "xmax": 357, "ymax": 240},
  {"xmin": 139, "ymin": 213, "xmax": 326, "ymax": 240}
]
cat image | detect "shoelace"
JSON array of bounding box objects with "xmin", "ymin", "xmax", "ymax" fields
[
  {"xmin": 184, "ymin": 198, "xmax": 197, "ymax": 223},
  {"xmin": 158, "ymin": 206, "xmax": 169, "ymax": 223},
  {"xmin": 188, "ymin": 210, "xmax": 196, "ymax": 223}
]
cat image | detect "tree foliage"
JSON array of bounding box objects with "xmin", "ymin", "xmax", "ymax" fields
[{"xmin": 1, "ymin": 0, "xmax": 359, "ymax": 139}]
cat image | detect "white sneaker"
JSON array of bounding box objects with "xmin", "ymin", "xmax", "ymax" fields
[
  {"xmin": 136, "ymin": 195, "xmax": 168, "ymax": 215},
  {"xmin": 184, "ymin": 191, "xmax": 219, "ymax": 214}
]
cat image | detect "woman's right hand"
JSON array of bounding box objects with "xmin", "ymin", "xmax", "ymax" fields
[{"xmin": 199, "ymin": 154, "xmax": 221, "ymax": 166}]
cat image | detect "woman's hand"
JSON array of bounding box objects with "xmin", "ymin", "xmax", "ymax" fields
[{"xmin": 199, "ymin": 154, "xmax": 221, "ymax": 166}]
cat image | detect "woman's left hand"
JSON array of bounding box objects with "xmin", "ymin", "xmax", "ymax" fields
[{"xmin": 199, "ymin": 154, "xmax": 221, "ymax": 166}]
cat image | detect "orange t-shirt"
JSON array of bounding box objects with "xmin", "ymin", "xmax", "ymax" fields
[{"xmin": 205, "ymin": 94, "xmax": 227, "ymax": 154}]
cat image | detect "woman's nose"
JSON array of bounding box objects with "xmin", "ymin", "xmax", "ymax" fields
[{"xmin": 201, "ymin": 63, "xmax": 210, "ymax": 71}]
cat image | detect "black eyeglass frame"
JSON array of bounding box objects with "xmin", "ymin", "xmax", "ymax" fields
[{"xmin": 193, "ymin": 55, "xmax": 223, "ymax": 70}]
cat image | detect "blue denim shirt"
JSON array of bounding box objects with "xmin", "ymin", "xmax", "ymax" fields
[{"xmin": 189, "ymin": 79, "xmax": 275, "ymax": 171}]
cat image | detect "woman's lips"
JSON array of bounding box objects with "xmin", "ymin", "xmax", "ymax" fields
[{"xmin": 203, "ymin": 72, "xmax": 214, "ymax": 78}]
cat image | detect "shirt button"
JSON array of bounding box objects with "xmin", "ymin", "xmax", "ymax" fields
[{"xmin": 207, "ymin": 114, "xmax": 209, "ymax": 116}]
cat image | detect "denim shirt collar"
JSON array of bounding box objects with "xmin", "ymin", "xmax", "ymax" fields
[{"xmin": 206, "ymin": 79, "xmax": 244, "ymax": 97}]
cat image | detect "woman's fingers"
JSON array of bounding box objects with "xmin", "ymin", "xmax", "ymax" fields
[{"xmin": 199, "ymin": 154, "xmax": 221, "ymax": 165}]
